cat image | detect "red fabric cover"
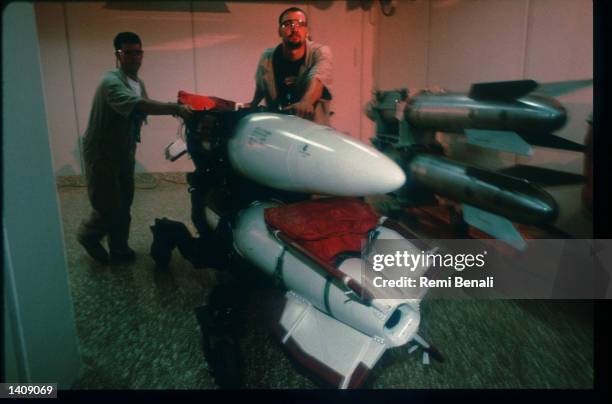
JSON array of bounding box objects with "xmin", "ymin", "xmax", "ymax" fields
[
  {"xmin": 177, "ymin": 90, "xmax": 236, "ymax": 111},
  {"xmin": 264, "ymin": 197, "xmax": 380, "ymax": 265}
]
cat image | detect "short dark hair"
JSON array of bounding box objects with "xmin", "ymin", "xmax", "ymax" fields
[
  {"xmin": 113, "ymin": 32, "xmax": 142, "ymax": 51},
  {"xmin": 278, "ymin": 7, "xmax": 308, "ymax": 25}
]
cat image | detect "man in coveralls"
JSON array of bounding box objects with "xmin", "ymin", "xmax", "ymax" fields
[{"xmin": 77, "ymin": 32, "xmax": 192, "ymax": 264}]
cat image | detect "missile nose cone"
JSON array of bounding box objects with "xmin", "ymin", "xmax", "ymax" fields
[
  {"xmin": 534, "ymin": 188, "xmax": 559, "ymax": 223},
  {"xmin": 314, "ymin": 135, "xmax": 407, "ymax": 196},
  {"xmin": 371, "ymin": 157, "xmax": 406, "ymax": 194},
  {"xmin": 228, "ymin": 113, "xmax": 406, "ymax": 196},
  {"xmin": 551, "ymin": 107, "xmax": 567, "ymax": 129}
]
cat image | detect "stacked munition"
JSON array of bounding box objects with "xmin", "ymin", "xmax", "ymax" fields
[
  {"xmin": 365, "ymin": 83, "xmax": 565, "ymax": 248},
  {"xmin": 192, "ymin": 112, "xmax": 435, "ymax": 388}
]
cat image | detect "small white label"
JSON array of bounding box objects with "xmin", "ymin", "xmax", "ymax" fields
[{"xmin": 165, "ymin": 138, "xmax": 187, "ymax": 161}]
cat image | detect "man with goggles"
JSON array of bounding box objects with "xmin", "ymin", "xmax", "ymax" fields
[
  {"xmin": 77, "ymin": 32, "xmax": 192, "ymax": 264},
  {"xmin": 246, "ymin": 7, "xmax": 333, "ymax": 125}
]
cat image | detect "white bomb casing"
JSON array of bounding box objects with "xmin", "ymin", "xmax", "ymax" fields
[
  {"xmin": 230, "ymin": 201, "xmax": 423, "ymax": 349},
  {"xmin": 227, "ymin": 113, "xmax": 406, "ymax": 196},
  {"xmin": 228, "ymin": 200, "xmax": 427, "ymax": 387}
]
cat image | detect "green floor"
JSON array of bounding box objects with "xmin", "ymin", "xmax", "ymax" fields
[{"xmin": 57, "ymin": 178, "xmax": 593, "ymax": 389}]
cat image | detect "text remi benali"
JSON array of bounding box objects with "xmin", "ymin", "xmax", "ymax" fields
[{"xmin": 373, "ymin": 276, "xmax": 495, "ymax": 289}]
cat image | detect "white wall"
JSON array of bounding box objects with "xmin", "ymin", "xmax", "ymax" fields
[
  {"xmin": 373, "ymin": 0, "xmax": 429, "ymax": 91},
  {"xmin": 35, "ymin": 0, "xmax": 593, "ymax": 236},
  {"xmin": 373, "ymin": 0, "xmax": 593, "ymax": 237},
  {"xmin": 35, "ymin": 3, "xmax": 82, "ymax": 176},
  {"xmin": 35, "ymin": 1, "xmax": 375, "ymax": 175}
]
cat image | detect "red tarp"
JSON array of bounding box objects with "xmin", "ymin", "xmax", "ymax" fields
[
  {"xmin": 264, "ymin": 197, "xmax": 380, "ymax": 265},
  {"xmin": 177, "ymin": 90, "xmax": 236, "ymax": 111}
]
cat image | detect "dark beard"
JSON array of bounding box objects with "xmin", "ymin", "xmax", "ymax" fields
[{"xmin": 285, "ymin": 39, "xmax": 303, "ymax": 49}]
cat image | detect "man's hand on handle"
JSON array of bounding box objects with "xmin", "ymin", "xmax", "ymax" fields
[
  {"xmin": 175, "ymin": 103, "xmax": 193, "ymax": 120},
  {"xmin": 283, "ymin": 100, "xmax": 314, "ymax": 119}
]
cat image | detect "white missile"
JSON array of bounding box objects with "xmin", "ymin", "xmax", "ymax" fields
[
  {"xmin": 229, "ymin": 200, "xmax": 430, "ymax": 388},
  {"xmin": 161, "ymin": 100, "xmax": 437, "ymax": 388},
  {"xmin": 227, "ymin": 113, "xmax": 406, "ymax": 196}
]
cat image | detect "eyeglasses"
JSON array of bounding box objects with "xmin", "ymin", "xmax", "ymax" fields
[
  {"xmin": 118, "ymin": 50, "xmax": 144, "ymax": 57},
  {"xmin": 280, "ymin": 19, "xmax": 307, "ymax": 30}
]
